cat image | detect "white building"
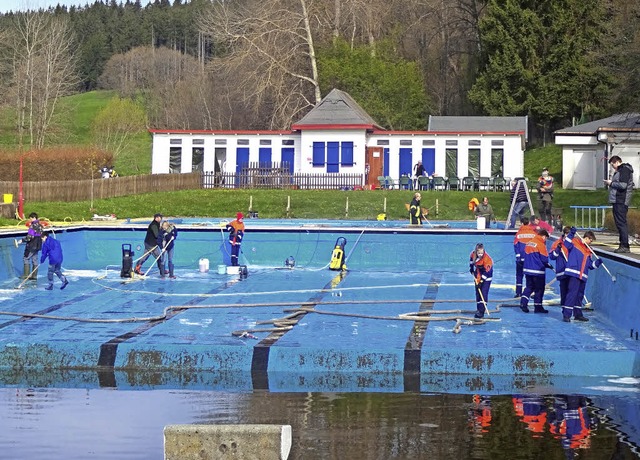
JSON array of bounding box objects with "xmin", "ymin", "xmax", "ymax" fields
[
  {"xmin": 555, "ymin": 113, "xmax": 640, "ymax": 190},
  {"xmin": 150, "ymin": 89, "xmax": 528, "ymax": 187}
]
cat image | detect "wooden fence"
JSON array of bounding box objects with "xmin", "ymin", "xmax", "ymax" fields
[{"xmin": 0, "ymin": 171, "xmax": 364, "ymax": 202}]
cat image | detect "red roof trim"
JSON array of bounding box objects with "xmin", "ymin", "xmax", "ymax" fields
[
  {"xmin": 372, "ymin": 130, "xmax": 525, "ymax": 135},
  {"xmin": 148, "ymin": 129, "xmax": 294, "ymax": 135},
  {"xmin": 291, "ymin": 124, "xmax": 378, "ymax": 131}
]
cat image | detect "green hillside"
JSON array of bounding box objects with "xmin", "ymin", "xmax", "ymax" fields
[{"xmin": 0, "ymin": 91, "xmax": 152, "ymax": 176}]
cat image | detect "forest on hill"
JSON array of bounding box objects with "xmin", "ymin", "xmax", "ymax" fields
[{"xmin": 1, "ymin": 0, "xmax": 639, "ymax": 152}]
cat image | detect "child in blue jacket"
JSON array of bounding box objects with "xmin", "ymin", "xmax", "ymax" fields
[{"xmin": 40, "ymin": 231, "xmax": 69, "ymax": 290}]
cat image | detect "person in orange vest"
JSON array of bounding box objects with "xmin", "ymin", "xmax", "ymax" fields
[
  {"xmin": 561, "ymin": 227, "xmax": 601, "ymax": 322},
  {"xmin": 520, "ymin": 228, "xmax": 553, "ymax": 313},
  {"xmin": 226, "ymin": 212, "xmax": 245, "ymax": 266},
  {"xmin": 549, "ymin": 226, "xmax": 571, "ymax": 307},
  {"xmin": 513, "ymin": 216, "xmax": 537, "ymax": 297},
  {"xmin": 513, "ymin": 395, "xmax": 548, "ymax": 437},
  {"xmin": 469, "ymin": 243, "xmax": 493, "ymax": 318}
]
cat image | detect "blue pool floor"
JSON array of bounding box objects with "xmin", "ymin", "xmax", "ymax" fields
[{"xmin": 1, "ymin": 254, "xmax": 638, "ymax": 394}]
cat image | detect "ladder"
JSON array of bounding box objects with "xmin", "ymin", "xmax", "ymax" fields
[{"xmin": 505, "ymin": 178, "xmax": 535, "ymax": 228}]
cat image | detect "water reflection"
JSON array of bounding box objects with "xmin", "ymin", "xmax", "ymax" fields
[{"xmin": 0, "ymin": 388, "xmax": 638, "ymax": 459}]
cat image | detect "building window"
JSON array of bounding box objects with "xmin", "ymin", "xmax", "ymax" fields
[
  {"xmin": 445, "ymin": 140, "xmax": 458, "ymax": 146},
  {"xmin": 399, "ymin": 139, "xmax": 412, "ymax": 146},
  {"xmin": 341, "ymin": 142, "xmax": 354, "ymax": 166},
  {"xmin": 377, "ymin": 140, "xmax": 390, "ymax": 146},
  {"xmin": 237, "ymin": 139, "xmax": 249, "ymax": 145},
  {"xmin": 422, "ymin": 140, "xmax": 435, "ymax": 146},
  {"xmin": 468, "ymin": 140, "xmax": 481, "ymax": 146},
  {"xmin": 282, "ymin": 139, "xmax": 294, "ymax": 146},
  {"xmin": 312, "ymin": 142, "xmax": 325, "ymax": 166},
  {"xmin": 446, "ymin": 149, "xmax": 458, "ymax": 178},
  {"xmin": 468, "ymin": 149, "xmax": 480, "ymax": 177},
  {"xmin": 170, "ymin": 139, "xmax": 182, "ymax": 145},
  {"xmin": 491, "ymin": 140, "xmax": 504, "ymax": 146},
  {"xmin": 491, "ymin": 149, "xmax": 504, "ymax": 177},
  {"xmin": 193, "ymin": 139, "xmax": 204, "ymax": 145},
  {"xmin": 214, "ymin": 139, "xmax": 227, "ymax": 145},
  {"xmin": 169, "ymin": 147, "xmax": 182, "ymax": 173},
  {"xmin": 192, "ymin": 148, "xmax": 204, "ymax": 172},
  {"xmin": 259, "ymin": 139, "xmax": 272, "ymax": 145}
]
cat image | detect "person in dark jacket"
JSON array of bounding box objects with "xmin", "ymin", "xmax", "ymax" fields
[
  {"xmin": 135, "ymin": 213, "xmax": 164, "ymax": 276},
  {"xmin": 157, "ymin": 220, "xmax": 178, "ymax": 279},
  {"xmin": 18, "ymin": 212, "xmax": 43, "ymax": 280},
  {"xmin": 40, "ymin": 231, "xmax": 68, "ymax": 290},
  {"xmin": 604, "ymin": 155, "xmax": 634, "ymax": 253},
  {"xmin": 409, "ymin": 192, "xmax": 423, "ymax": 225}
]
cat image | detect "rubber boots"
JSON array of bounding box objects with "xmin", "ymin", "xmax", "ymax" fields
[
  {"xmin": 29, "ymin": 265, "xmax": 38, "ymax": 281},
  {"xmin": 134, "ymin": 264, "xmax": 142, "ymax": 275},
  {"xmin": 168, "ymin": 262, "xmax": 175, "ymax": 279},
  {"xmin": 158, "ymin": 263, "xmax": 166, "ymax": 278},
  {"xmin": 22, "ymin": 263, "xmax": 30, "ymax": 280}
]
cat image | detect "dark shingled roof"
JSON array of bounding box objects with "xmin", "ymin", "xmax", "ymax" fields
[
  {"xmin": 292, "ymin": 89, "xmax": 382, "ymax": 130},
  {"xmin": 428, "ymin": 116, "xmax": 528, "ymax": 135},
  {"xmin": 554, "ymin": 113, "xmax": 640, "ymax": 135}
]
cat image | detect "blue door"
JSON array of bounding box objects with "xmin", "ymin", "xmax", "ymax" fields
[
  {"xmin": 259, "ymin": 148, "xmax": 272, "ymax": 166},
  {"xmin": 327, "ymin": 142, "xmax": 340, "ymax": 173},
  {"xmin": 383, "ymin": 148, "xmax": 390, "ymax": 176},
  {"xmin": 281, "ymin": 148, "xmax": 294, "ymax": 174},
  {"xmin": 422, "ymin": 148, "xmax": 435, "ymax": 175},
  {"xmin": 235, "ymin": 148, "xmax": 249, "ymax": 187},
  {"xmin": 399, "ymin": 148, "xmax": 412, "ymax": 177}
]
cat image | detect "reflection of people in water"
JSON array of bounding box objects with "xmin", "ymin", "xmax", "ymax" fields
[
  {"xmin": 512, "ymin": 395, "xmax": 547, "ymax": 438},
  {"xmin": 469, "ymin": 394, "xmax": 492, "ymax": 435},
  {"xmin": 549, "ymin": 395, "xmax": 595, "ymax": 456}
]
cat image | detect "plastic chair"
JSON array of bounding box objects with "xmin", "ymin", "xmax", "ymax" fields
[
  {"xmin": 385, "ymin": 176, "xmax": 398, "ymax": 189},
  {"xmin": 399, "ymin": 176, "xmax": 412, "ymax": 190},
  {"xmin": 448, "ymin": 176, "xmax": 460, "ymax": 191},
  {"xmin": 417, "ymin": 176, "xmax": 431, "ymax": 190},
  {"xmin": 478, "ymin": 177, "xmax": 490, "ymax": 191},
  {"xmin": 462, "ymin": 176, "xmax": 475, "ymax": 191},
  {"xmin": 377, "ymin": 176, "xmax": 387, "ymax": 189},
  {"xmin": 432, "ymin": 176, "xmax": 445, "ymax": 191}
]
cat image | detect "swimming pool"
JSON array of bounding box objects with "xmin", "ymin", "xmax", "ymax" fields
[{"xmin": 1, "ymin": 222, "xmax": 640, "ymax": 459}]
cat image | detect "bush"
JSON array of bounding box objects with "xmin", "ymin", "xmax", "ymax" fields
[{"xmin": 0, "ymin": 147, "xmax": 113, "ymax": 181}]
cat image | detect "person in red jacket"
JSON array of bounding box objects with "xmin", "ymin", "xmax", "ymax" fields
[
  {"xmin": 513, "ymin": 217, "xmax": 537, "ymax": 297},
  {"xmin": 562, "ymin": 228, "xmax": 601, "ymax": 322},
  {"xmin": 469, "ymin": 243, "xmax": 493, "ymax": 318},
  {"xmin": 226, "ymin": 212, "xmax": 245, "ymax": 266},
  {"xmin": 520, "ymin": 228, "xmax": 553, "ymax": 313}
]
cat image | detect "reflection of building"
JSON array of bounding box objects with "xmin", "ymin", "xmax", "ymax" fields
[
  {"xmin": 555, "ymin": 113, "xmax": 640, "ymax": 189},
  {"xmin": 150, "ymin": 89, "xmax": 528, "ymax": 187}
]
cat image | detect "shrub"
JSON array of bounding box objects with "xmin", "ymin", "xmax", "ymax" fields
[
  {"xmin": 604, "ymin": 208, "xmax": 640, "ymax": 236},
  {"xmin": 0, "ymin": 147, "xmax": 113, "ymax": 181}
]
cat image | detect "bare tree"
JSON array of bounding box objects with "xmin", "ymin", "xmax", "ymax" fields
[
  {"xmin": 199, "ymin": 0, "xmax": 323, "ymax": 129},
  {"xmin": 2, "ymin": 11, "xmax": 78, "ymax": 149}
]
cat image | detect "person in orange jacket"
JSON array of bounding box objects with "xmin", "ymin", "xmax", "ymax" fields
[
  {"xmin": 469, "ymin": 243, "xmax": 493, "ymax": 319},
  {"xmin": 549, "ymin": 226, "xmax": 571, "ymax": 307},
  {"xmin": 513, "ymin": 216, "xmax": 537, "ymax": 297},
  {"xmin": 226, "ymin": 212, "xmax": 245, "ymax": 266},
  {"xmin": 513, "ymin": 395, "xmax": 548, "ymax": 437},
  {"xmin": 520, "ymin": 228, "xmax": 553, "ymax": 313}
]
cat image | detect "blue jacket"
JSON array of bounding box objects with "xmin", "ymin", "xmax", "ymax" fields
[
  {"xmin": 40, "ymin": 237, "xmax": 63, "ymax": 265},
  {"xmin": 157, "ymin": 226, "xmax": 178, "ymax": 251},
  {"xmin": 564, "ymin": 229, "xmax": 599, "ymax": 280},
  {"xmin": 549, "ymin": 238, "xmax": 568, "ymax": 278},
  {"xmin": 523, "ymin": 235, "xmax": 550, "ymax": 276}
]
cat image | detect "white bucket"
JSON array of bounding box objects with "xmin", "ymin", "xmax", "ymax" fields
[
  {"xmin": 217, "ymin": 264, "xmax": 226, "ymax": 275},
  {"xmin": 227, "ymin": 266, "xmax": 240, "ymax": 275},
  {"xmin": 477, "ymin": 216, "xmax": 486, "ymax": 230},
  {"xmin": 199, "ymin": 258, "xmax": 210, "ymax": 273}
]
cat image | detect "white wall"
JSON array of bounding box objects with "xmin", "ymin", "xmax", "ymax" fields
[{"xmin": 298, "ymin": 130, "xmax": 366, "ymax": 174}]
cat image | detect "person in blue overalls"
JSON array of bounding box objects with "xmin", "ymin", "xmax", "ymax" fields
[
  {"xmin": 562, "ymin": 228, "xmax": 601, "ymax": 322},
  {"xmin": 469, "ymin": 243, "xmax": 493, "ymax": 319},
  {"xmin": 226, "ymin": 212, "xmax": 245, "ymax": 266}
]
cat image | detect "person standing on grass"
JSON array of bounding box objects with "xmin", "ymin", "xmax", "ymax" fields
[
  {"xmin": 413, "ymin": 160, "xmax": 426, "ymax": 190},
  {"xmin": 135, "ymin": 213, "xmax": 164, "ymax": 276},
  {"xmin": 469, "ymin": 243, "xmax": 493, "ymax": 319},
  {"xmin": 519, "ymin": 228, "xmax": 553, "ymax": 314},
  {"xmin": 604, "ymin": 155, "xmax": 634, "ymax": 253},
  {"xmin": 40, "ymin": 231, "xmax": 69, "ymax": 291},
  {"xmin": 537, "ymin": 168, "xmax": 554, "ymax": 223},
  {"xmin": 226, "ymin": 212, "xmax": 245, "ymax": 266},
  {"xmin": 561, "ymin": 228, "xmax": 601, "ymax": 323}
]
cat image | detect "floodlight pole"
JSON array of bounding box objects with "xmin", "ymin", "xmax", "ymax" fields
[{"xmin": 18, "ymin": 156, "xmax": 24, "ymax": 220}]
